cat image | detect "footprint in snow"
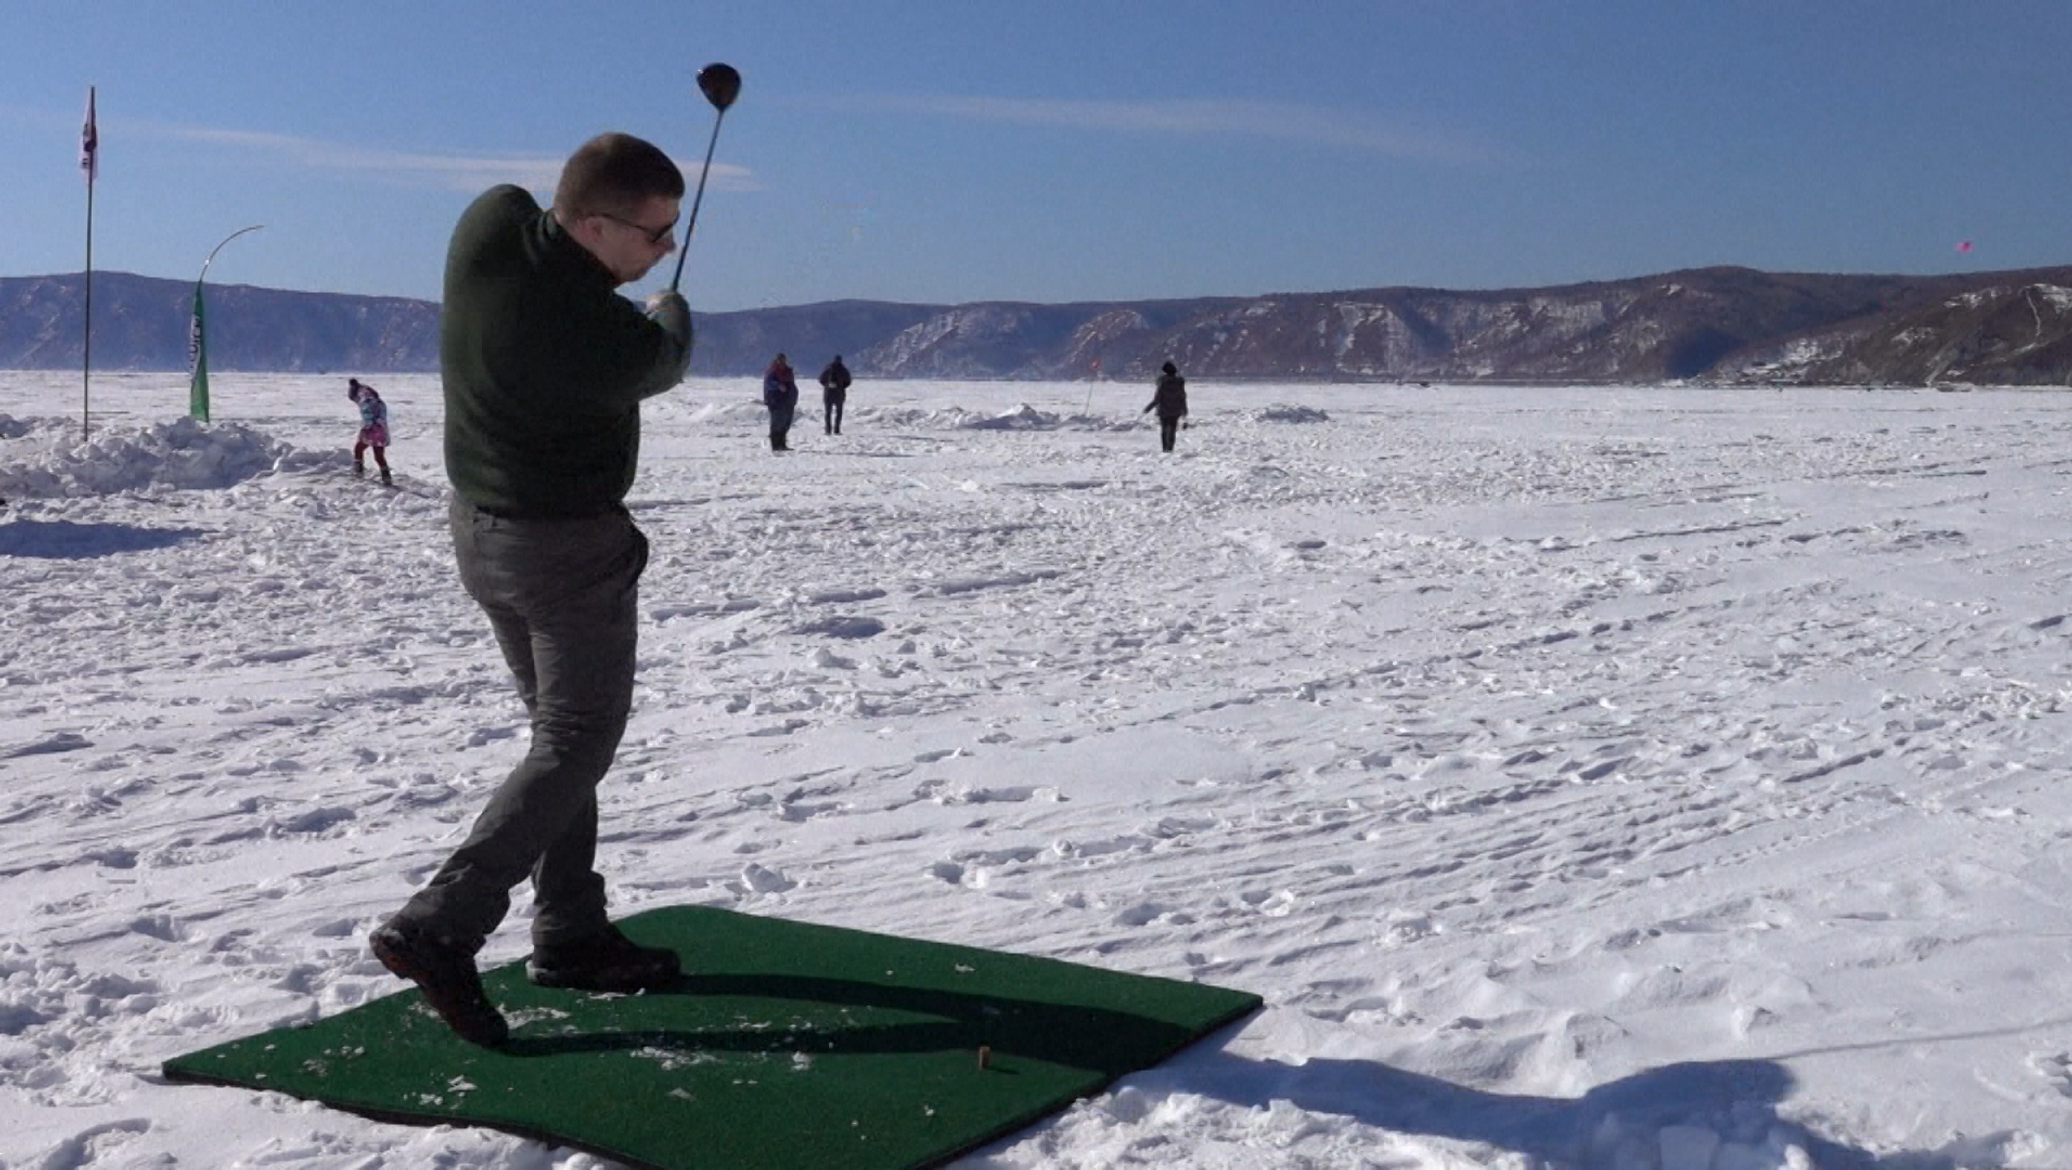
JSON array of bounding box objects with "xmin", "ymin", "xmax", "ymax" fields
[
  {"xmin": 1, "ymin": 730, "xmax": 93, "ymax": 758},
  {"xmin": 1239, "ymin": 888, "xmax": 1297, "ymax": 917},
  {"xmin": 272, "ymin": 805, "xmax": 357, "ymax": 835},
  {"xmin": 465, "ymin": 725, "xmax": 520, "ymax": 748},
  {"xmin": 795, "ymin": 615, "xmax": 885, "ymax": 640},
  {"xmin": 2029, "ymin": 1051, "xmax": 2072, "ymax": 1098},
  {"xmin": 24, "ymin": 1119, "xmax": 153, "ymax": 1168},
  {"xmin": 728, "ymin": 863, "xmax": 797, "ymax": 895},
  {"xmin": 1116, "ymin": 902, "xmax": 1195, "ymax": 927},
  {"xmin": 940, "ymin": 785, "xmax": 1061, "ymax": 805}
]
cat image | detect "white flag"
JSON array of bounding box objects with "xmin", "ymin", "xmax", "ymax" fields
[{"xmin": 80, "ymin": 87, "xmax": 97, "ymax": 184}]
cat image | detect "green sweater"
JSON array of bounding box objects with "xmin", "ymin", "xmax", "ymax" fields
[{"xmin": 441, "ymin": 185, "xmax": 692, "ymax": 518}]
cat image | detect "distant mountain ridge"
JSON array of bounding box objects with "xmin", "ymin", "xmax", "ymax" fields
[
  {"xmin": 5, "ymin": 265, "xmax": 2070, "ymax": 385},
  {"xmin": 0, "ymin": 272, "xmax": 437, "ymax": 377}
]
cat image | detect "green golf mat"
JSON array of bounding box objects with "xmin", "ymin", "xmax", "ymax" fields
[{"xmin": 163, "ymin": 906, "xmax": 1261, "ymax": 1170}]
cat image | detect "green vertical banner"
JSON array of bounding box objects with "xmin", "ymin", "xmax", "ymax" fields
[{"xmin": 188, "ymin": 282, "xmax": 210, "ymax": 422}]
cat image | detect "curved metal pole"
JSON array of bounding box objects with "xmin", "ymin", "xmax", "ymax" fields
[
  {"xmin": 198, "ymin": 224, "xmax": 265, "ymax": 284},
  {"xmin": 190, "ymin": 225, "xmax": 264, "ymax": 422}
]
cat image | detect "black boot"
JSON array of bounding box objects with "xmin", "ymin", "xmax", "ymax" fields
[
  {"xmin": 528, "ymin": 923, "xmax": 682, "ymax": 991},
  {"xmin": 370, "ymin": 922, "xmax": 508, "ymax": 1046}
]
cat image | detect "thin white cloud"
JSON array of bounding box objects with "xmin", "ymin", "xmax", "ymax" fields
[
  {"xmin": 845, "ymin": 94, "xmax": 1500, "ymax": 164},
  {"xmin": 132, "ymin": 119, "xmax": 755, "ymax": 193},
  {"xmin": 165, "ymin": 124, "xmax": 565, "ymax": 191}
]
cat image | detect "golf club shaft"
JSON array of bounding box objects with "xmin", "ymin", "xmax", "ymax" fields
[{"xmin": 668, "ymin": 110, "xmax": 728, "ymax": 293}]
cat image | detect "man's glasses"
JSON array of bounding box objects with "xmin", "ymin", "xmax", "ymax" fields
[{"xmin": 594, "ymin": 211, "xmax": 677, "ymax": 246}]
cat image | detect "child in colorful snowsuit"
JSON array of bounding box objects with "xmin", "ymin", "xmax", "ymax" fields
[{"xmin": 348, "ymin": 378, "xmax": 393, "ymax": 485}]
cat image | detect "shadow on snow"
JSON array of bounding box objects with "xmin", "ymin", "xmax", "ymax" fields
[
  {"xmin": 1168, "ymin": 1044, "xmax": 2007, "ymax": 1169},
  {"xmin": 0, "ymin": 519, "xmax": 209, "ymax": 559}
]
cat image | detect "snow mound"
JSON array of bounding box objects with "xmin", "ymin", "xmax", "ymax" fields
[
  {"xmin": 954, "ymin": 404, "xmax": 1066, "ymax": 431},
  {"xmin": 840, "ymin": 403, "xmax": 1086, "ymax": 432},
  {"xmin": 0, "ymin": 415, "xmax": 312, "ymax": 498},
  {"xmin": 671, "ymin": 401, "xmax": 1132, "ymax": 433},
  {"xmin": 676, "ymin": 400, "xmax": 771, "ymax": 426},
  {"xmin": 1254, "ymin": 404, "xmax": 1331, "ymax": 423}
]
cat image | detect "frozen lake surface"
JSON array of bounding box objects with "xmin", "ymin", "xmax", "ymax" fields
[{"xmin": 6, "ymin": 371, "xmax": 2072, "ymax": 1168}]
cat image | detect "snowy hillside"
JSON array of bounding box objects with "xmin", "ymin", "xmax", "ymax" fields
[{"xmin": 14, "ymin": 266, "xmax": 2072, "ymax": 384}]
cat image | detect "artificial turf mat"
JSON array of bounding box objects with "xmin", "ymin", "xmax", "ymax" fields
[{"xmin": 163, "ymin": 905, "xmax": 1261, "ymax": 1170}]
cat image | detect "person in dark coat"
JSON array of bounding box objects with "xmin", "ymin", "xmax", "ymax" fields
[
  {"xmin": 763, "ymin": 353, "xmax": 800, "ymax": 451},
  {"xmin": 1143, "ymin": 360, "xmax": 1188, "ymax": 452},
  {"xmin": 370, "ymin": 131, "xmax": 692, "ymax": 1047},
  {"xmin": 818, "ymin": 354, "xmax": 852, "ymax": 435}
]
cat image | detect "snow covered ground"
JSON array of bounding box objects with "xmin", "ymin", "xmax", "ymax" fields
[{"xmin": 7, "ymin": 371, "xmax": 2072, "ymax": 1169}]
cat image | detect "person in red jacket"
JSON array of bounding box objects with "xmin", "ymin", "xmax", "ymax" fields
[{"xmin": 763, "ymin": 353, "xmax": 800, "ymax": 451}]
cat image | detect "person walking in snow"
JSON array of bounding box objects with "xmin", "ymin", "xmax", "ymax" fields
[
  {"xmin": 764, "ymin": 352, "xmax": 800, "ymax": 451},
  {"xmin": 818, "ymin": 354, "xmax": 852, "ymax": 435},
  {"xmin": 1143, "ymin": 360, "xmax": 1188, "ymax": 453},
  {"xmin": 369, "ymin": 131, "xmax": 693, "ymax": 1047},
  {"xmin": 346, "ymin": 378, "xmax": 393, "ymax": 485}
]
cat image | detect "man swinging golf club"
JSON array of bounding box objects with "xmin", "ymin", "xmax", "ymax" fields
[{"xmin": 368, "ymin": 129, "xmax": 701, "ymax": 1045}]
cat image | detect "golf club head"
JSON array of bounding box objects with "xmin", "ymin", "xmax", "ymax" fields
[{"xmin": 698, "ymin": 63, "xmax": 742, "ymax": 111}]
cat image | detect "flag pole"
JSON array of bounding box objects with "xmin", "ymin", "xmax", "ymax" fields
[
  {"xmin": 80, "ymin": 86, "xmax": 98, "ymax": 442},
  {"xmin": 83, "ymin": 179, "xmax": 93, "ymax": 440}
]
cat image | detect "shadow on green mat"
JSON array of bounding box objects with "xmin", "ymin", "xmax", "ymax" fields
[{"xmin": 501, "ymin": 972, "xmax": 1196, "ymax": 1077}]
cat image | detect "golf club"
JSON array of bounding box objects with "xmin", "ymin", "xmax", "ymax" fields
[{"xmin": 668, "ymin": 62, "xmax": 742, "ymax": 293}]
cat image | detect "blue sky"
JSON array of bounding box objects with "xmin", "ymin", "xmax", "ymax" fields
[{"xmin": 5, "ymin": 1, "xmax": 2067, "ymax": 312}]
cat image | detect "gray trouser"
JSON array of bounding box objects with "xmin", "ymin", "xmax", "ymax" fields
[{"xmin": 393, "ymin": 497, "xmax": 648, "ymax": 952}]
